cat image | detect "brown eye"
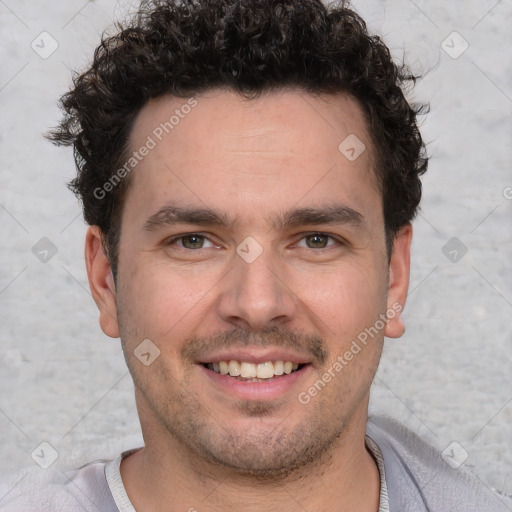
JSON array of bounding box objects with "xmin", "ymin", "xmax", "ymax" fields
[
  {"xmin": 304, "ymin": 233, "xmax": 330, "ymax": 249},
  {"xmin": 167, "ymin": 233, "xmax": 215, "ymax": 249},
  {"xmin": 181, "ymin": 234, "xmax": 205, "ymax": 249}
]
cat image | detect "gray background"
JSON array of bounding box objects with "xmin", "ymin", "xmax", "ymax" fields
[{"xmin": 1, "ymin": 0, "xmax": 511, "ymax": 500}]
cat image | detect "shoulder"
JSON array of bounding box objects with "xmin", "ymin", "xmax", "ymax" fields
[
  {"xmin": 367, "ymin": 416, "xmax": 512, "ymax": 512},
  {"xmin": 0, "ymin": 459, "xmax": 118, "ymax": 512}
]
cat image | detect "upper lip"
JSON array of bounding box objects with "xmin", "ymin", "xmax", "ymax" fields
[{"xmin": 197, "ymin": 348, "xmax": 312, "ymax": 365}]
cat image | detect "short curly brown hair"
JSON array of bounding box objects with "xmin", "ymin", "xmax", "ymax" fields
[{"xmin": 49, "ymin": 0, "xmax": 428, "ymax": 278}]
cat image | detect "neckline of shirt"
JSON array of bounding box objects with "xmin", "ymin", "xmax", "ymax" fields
[{"xmin": 104, "ymin": 436, "xmax": 389, "ymax": 512}]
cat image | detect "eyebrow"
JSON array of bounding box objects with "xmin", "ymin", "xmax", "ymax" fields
[
  {"xmin": 271, "ymin": 205, "xmax": 363, "ymax": 230},
  {"xmin": 143, "ymin": 205, "xmax": 233, "ymax": 231},
  {"xmin": 143, "ymin": 203, "xmax": 364, "ymax": 232}
]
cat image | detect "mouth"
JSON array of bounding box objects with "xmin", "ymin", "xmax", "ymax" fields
[
  {"xmin": 197, "ymin": 348, "xmax": 314, "ymax": 400},
  {"xmin": 202, "ymin": 360, "xmax": 308, "ymax": 382}
]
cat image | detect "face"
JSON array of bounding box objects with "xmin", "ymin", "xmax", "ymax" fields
[{"xmin": 86, "ymin": 88, "xmax": 411, "ymax": 478}]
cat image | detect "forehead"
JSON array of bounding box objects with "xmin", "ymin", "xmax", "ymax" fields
[
  {"xmin": 129, "ymin": 88, "xmax": 373, "ymax": 163},
  {"xmin": 122, "ymin": 88, "xmax": 381, "ymax": 228}
]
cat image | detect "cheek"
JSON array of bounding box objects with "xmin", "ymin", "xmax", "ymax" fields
[
  {"xmin": 292, "ymin": 260, "xmax": 387, "ymax": 336},
  {"xmin": 117, "ymin": 256, "xmax": 221, "ymax": 343}
]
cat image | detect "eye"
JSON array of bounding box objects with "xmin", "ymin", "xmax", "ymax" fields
[
  {"xmin": 166, "ymin": 233, "xmax": 216, "ymax": 249},
  {"xmin": 296, "ymin": 233, "xmax": 338, "ymax": 249}
]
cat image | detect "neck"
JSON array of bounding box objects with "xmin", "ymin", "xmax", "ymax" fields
[{"xmin": 120, "ymin": 408, "xmax": 380, "ymax": 512}]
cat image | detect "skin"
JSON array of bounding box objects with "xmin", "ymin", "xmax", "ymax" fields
[{"xmin": 85, "ymin": 88, "xmax": 412, "ymax": 511}]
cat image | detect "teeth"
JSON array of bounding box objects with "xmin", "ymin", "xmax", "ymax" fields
[
  {"xmin": 274, "ymin": 360, "xmax": 284, "ymax": 375},
  {"xmin": 284, "ymin": 361, "xmax": 293, "ymax": 374},
  {"xmin": 207, "ymin": 359, "xmax": 303, "ymax": 379},
  {"xmin": 240, "ymin": 362, "xmax": 257, "ymax": 378},
  {"xmin": 219, "ymin": 361, "xmax": 229, "ymax": 375},
  {"xmin": 228, "ymin": 360, "xmax": 241, "ymax": 376},
  {"xmin": 256, "ymin": 361, "xmax": 274, "ymax": 379}
]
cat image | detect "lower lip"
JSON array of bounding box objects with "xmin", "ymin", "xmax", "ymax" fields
[{"xmin": 199, "ymin": 364, "xmax": 312, "ymax": 401}]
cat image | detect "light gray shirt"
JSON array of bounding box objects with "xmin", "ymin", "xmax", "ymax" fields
[{"xmin": 1, "ymin": 416, "xmax": 510, "ymax": 511}]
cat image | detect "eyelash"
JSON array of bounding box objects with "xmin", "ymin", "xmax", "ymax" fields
[
  {"xmin": 164, "ymin": 232, "xmax": 343, "ymax": 250},
  {"xmin": 165, "ymin": 233, "xmax": 217, "ymax": 249}
]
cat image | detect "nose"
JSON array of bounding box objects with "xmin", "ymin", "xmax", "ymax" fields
[{"xmin": 216, "ymin": 248, "xmax": 297, "ymax": 331}]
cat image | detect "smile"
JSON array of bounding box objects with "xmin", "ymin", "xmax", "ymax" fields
[{"xmin": 204, "ymin": 360, "xmax": 305, "ymax": 381}]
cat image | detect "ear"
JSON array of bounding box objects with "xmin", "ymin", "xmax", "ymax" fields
[
  {"xmin": 384, "ymin": 223, "xmax": 412, "ymax": 339},
  {"xmin": 85, "ymin": 226, "xmax": 120, "ymax": 338}
]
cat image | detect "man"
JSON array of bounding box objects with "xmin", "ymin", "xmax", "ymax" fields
[{"xmin": 0, "ymin": 0, "xmax": 509, "ymax": 511}]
